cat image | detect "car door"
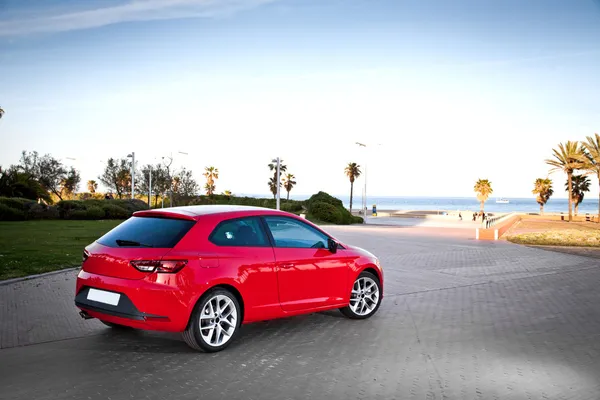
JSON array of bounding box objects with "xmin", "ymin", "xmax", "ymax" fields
[
  {"xmin": 208, "ymin": 216, "xmax": 279, "ymax": 322},
  {"xmin": 262, "ymin": 216, "xmax": 348, "ymax": 312}
]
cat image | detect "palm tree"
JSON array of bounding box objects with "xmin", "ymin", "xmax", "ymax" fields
[
  {"xmin": 282, "ymin": 173, "xmax": 296, "ymax": 200},
  {"xmin": 532, "ymin": 178, "xmax": 553, "ymax": 214},
  {"xmin": 203, "ymin": 166, "xmax": 219, "ymax": 196},
  {"xmin": 267, "ymin": 160, "xmax": 287, "ymax": 197},
  {"xmin": 474, "ymin": 179, "xmax": 493, "ymax": 213},
  {"xmin": 582, "ymin": 133, "xmax": 600, "ymax": 222},
  {"xmin": 344, "ymin": 163, "xmax": 361, "ymax": 212},
  {"xmin": 545, "ymin": 141, "xmax": 586, "ymax": 222},
  {"xmin": 87, "ymin": 180, "xmax": 98, "ymax": 194},
  {"xmin": 566, "ymin": 174, "xmax": 591, "ymax": 216}
]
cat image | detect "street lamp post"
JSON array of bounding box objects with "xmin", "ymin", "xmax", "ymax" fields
[
  {"xmin": 127, "ymin": 152, "xmax": 135, "ymax": 199},
  {"xmin": 272, "ymin": 157, "xmax": 281, "ymax": 210},
  {"xmin": 355, "ymin": 142, "xmax": 367, "ymax": 218}
]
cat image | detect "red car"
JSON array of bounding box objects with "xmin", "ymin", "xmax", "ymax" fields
[{"xmin": 75, "ymin": 205, "xmax": 383, "ymax": 352}]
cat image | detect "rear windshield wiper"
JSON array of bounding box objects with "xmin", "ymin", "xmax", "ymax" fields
[{"xmin": 115, "ymin": 239, "xmax": 153, "ymax": 248}]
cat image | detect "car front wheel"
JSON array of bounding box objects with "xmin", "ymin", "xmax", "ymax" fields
[
  {"xmin": 340, "ymin": 271, "xmax": 382, "ymax": 319},
  {"xmin": 183, "ymin": 288, "xmax": 241, "ymax": 352}
]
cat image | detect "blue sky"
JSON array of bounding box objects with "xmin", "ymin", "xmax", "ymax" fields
[{"xmin": 1, "ymin": 0, "xmax": 599, "ymax": 198}]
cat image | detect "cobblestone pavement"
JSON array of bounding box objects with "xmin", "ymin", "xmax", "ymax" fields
[{"xmin": 1, "ymin": 225, "xmax": 600, "ymax": 399}]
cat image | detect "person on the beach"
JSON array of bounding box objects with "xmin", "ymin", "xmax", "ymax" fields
[
  {"xmin": 459, "ymin": 212, "xmax": 462, "ymax": 221},
  {"xmin": 472, "ymin": 212, "xmax": 476, "ymax": 221}
]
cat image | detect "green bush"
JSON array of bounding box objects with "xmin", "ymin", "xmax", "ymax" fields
[
  {"xmin": 310, "ymin": 201, "xmax": 344, "ymax": 224},
  {"xmin": 27, "ymin": 204, "xmax": 59, "ymax": 220},
  {"xmin": 86, "ymin": 206, "xmax": 106, "ymax": 220},
  {"xmin": 0, "ymin": 197, "xmax": 34, "ymax": 211},
  {"xmin": 281, "ymin": 201, "xmax": 304, "ymax": 213},
  {"xmin": 68, "ymin": 210, "xmax": 90, "ymax": 220},
  {"xmin": 352, "ymin": 215, "xmax": 364, "ymax": 224},
  {"xmin": 0, "ymin": 203, "xmax": 26, "ymax": 221},
  {"xmin": 307, "ymin": 191, "xmax": 344, "ymax": 208},
  {"xmin": 102, "ymin": 204, "xmax": 130, "ymax": 219}
]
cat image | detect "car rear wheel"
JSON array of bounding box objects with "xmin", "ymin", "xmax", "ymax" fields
[
  {"xmin": 183, "ymin": 288, "xmax": 241, "ymax": 352},
  {"xmin": 340, "ymin": 271, "xmax": 382, "ymax": 319}
]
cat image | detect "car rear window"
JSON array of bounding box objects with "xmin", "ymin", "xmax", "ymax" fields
[{"xmin": 97, "ymin": 216, "xmax": 196, "ymax": 248}]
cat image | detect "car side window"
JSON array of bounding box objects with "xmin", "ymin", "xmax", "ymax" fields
[
  {"xmin": 264, "ymin": 216, "xmax": 329, "ymax": 249},
  {"xmin": 209, "ymin": 217, "xmax": 269, "ymax": 247}
]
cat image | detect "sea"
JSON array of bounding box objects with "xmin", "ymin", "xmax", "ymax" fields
[{"xmin": 243, "ymin": 194, "xmax": 600, "ymax": 214}]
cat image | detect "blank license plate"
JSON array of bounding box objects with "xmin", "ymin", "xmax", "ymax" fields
[{"xmin": 87, "ymin": 288, "xmax": 120, "ymax": 306}]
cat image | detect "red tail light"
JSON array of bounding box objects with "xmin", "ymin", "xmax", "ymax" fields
[{"xmin": 130, "ymin": 260, "xmax": 187, "ymax": 273}]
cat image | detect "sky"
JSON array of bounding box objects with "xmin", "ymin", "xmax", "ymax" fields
[{"xmin": 0, "ymin": 0, "xmax": 599, "ymax": 199}]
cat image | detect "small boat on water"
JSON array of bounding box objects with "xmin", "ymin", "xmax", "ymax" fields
[{"xmin": 496, "ymin": 198, "xmax": 509, "ymax": 204}]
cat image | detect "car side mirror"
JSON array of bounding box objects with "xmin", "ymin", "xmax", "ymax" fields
[{"xmin": 327, "ymin": 238, "xmax": 338, "ymax": 254}]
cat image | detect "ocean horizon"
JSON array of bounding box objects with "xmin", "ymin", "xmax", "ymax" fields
[{"xmin": 238, "ymin": 194, "xmax": 600, "ymax": 214}]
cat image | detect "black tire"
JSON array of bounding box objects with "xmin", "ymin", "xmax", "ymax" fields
[
  {"xmin": 183, "ymin": 288, "xmax": 242, "ymax": 352},
  {"xmin": 340, "ymin": 271, "xmax": 382, "ymax": 319},
  {"xmin": 100, "ymin": 320, "xmax": 132, "ymax": 329}
]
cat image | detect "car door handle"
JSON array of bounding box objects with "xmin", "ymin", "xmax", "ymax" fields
[{"xmin": 280, "ymin": 263, "xmax": 295, "ymax": 269}]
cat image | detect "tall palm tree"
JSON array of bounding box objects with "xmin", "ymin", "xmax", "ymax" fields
[
  {"xmin": 344, "ymin": 163, "xmax": 361, "ymax": 212},
  {"xmin": 545, "ymin": 141, "xmax": 585, "ymax": 222},
  {"xmin": 267, "ymin": 160, "xmax": 287, "ymax": 197},
  {"xmin": 565, "ymin": 174, "xmax": 591, "ymax": 216},
  {"xmin": 532, "ymin": 178, "xmax": 553, "ymax": 214},
  {"xmin": 203, "ymin": 166, "xmax": 219, "ymax": 196},
  {"xmin": 87, "ymin": 180, "xmax": 98, "ymax": 194},
  {"xmin": 474, "ymin": 179, "xmax": 493, "ymax": 213},
  {"xmin": 282, "ymin": 173, "xmax": 296, "ymax": 200},
  {"xmin": 582, "ymin": 133, "xmax": 600, "ymax": 222}
]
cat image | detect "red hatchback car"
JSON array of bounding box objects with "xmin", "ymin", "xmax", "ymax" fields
[{"xmin": 75, "ymin": 205, "xmax": 383, "ymax": 352}]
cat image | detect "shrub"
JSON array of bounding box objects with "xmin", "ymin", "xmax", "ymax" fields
[
  {"xmin": 352, "ymin": 215, "xmax": 364, "ymax": 224},
  {"xmin": 310, "ymin": 201, "xmax": 345, "ymax": 224},
  {"xmin": 27, "ymin": 203, "xmax": 59, "ymax": 220},
  {"xmin": 0, "ymin": 203, "xmax": 26, "ymax": 221},
  {"xmin": 86, "ymin": 206, "xmax": 106, "ymax": 220},
  {"xmin": 0, "ymin": 197, "xmax": 34, "ymax": 211},
  {"xmin": 102, "ymin": 204, "xmax": 130, "ymax": 219},
  {"xmin": 56, "ymin": 200, "xmax": 87, "ymax": 218},
  {"xmin": 307, "ymin": 191, "xmax": 344, "ymax": 208},
  {"xmin": 69, "ymin": 210, "xmax": 90, "ymax": 220},
  {"xmin": 281, "ymin": 201, "xmax": 304, "ymax": 213}
]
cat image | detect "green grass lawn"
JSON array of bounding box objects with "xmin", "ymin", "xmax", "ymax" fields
[{"xmin": 0, "ymin": 220, "xmax": 121, "ymax": 280}]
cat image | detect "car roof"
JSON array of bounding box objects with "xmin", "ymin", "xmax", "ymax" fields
[{"xmin": 133, "ymin": 205, "xmax": 292, "ymax": 220}]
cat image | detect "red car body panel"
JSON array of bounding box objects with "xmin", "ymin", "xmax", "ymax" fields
[{"xmin": 75, "ymin": 207, "xmax": 383, "ymax": 332}]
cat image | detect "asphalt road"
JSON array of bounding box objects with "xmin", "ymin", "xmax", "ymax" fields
[{"xmin": 1, "ymin": 225, "xmax": 600, "ymax": 399}]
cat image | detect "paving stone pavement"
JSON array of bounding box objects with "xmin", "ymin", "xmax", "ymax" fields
[{"xmin": 1, "ymin": 225, "xmax": 600, "ymax": 399}]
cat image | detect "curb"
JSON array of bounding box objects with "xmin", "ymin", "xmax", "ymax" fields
[{"xmin": 0, "ymin": 267, "xmax": 80, "ymax": 286}]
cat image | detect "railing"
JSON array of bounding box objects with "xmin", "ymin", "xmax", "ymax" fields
[{"xmin": 483, "ymin": 212, "xmax": 517, "ymax": 229}]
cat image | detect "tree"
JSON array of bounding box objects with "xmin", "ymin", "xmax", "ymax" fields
[
  {"xmin": 582, "ymin": 133, "xmax": 600, "ymax": 222},
  {"xmin": 566, "ymin": 174, "xmax": 591, "ymax": 216},
  {"xmin": 222, "ymin": 190, "xmax": 232, "ymax": 198},
  {"xmin": 203, "ymin": 167, "xmax": 219, "ymax": 196},
  {"xmin": 60, "ymin": 167, "xmax": 81, "ymax": 199},
  {"xmin": 344, "ymin": 162, "xmax": 361, "ymax": 212},
  {"xmin": 532, "ymin": 178, "xmax": 553, "ymax": 214},
  {"xmin": 0, "ymin": 165, "xmax": 50, "ymax": 202},
  {"xmin": 268, "ymin": 160, "xmax": 287, "ymax": 198},
  {"xmin": 138, "ymin": 164, "xmax": 170, "ymax": 207},
  {"xmin": 37, "ymin": 154, "xmax": 68, "ymax": 201},
  {"xmin": 87, "ymin": 180, "xmax": 98, "ymax": 193},
  {"xmin": 474, "ymin": 179, "xmax": 493, "ymax": 213},
  {"xmin": 18, "ymin": 151, "xmax": 40, "ymax": 178},
  {"xmin": 545, "ymin": 141, "xmax": 585, "ymax": 222},
  {"xmin": 282, "ymin": 173, "xmax": 296, "ymax": 200},
  {"xmin": 99, "ymin": 158, "xmax": 131, "ymax": 199},
  {"xmin": 174, "ymin": 168, "xmax": 200, "ymax": 199}
]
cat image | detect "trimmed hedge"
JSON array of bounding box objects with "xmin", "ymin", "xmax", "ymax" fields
[
  {"xmin": 310, "ymin": 201, "xmax": 345, "ymax": 224},
  {"xmin": 0, "ymin": 197, "xmax": 148, "ymax": 221}
]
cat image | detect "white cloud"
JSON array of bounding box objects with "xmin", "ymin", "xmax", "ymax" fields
[{"xmin": 0, "ymin": 0, "xmax": 277, "ymax": 36}]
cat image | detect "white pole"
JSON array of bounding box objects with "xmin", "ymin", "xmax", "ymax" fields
[
  {"xmin": 131, "ymin": 152, "xmax": 135, "ymax": 200},
  {"xmin": 276, "ymin": 157, "xmax": 281, "ymax": 210}
]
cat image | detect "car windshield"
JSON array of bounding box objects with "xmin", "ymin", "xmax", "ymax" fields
[{"xmin": 98, "ymin": 217, "xmax": 195, "ymax": 248}]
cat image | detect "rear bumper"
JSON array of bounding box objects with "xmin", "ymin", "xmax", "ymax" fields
[{"xmin": 75, "ymin": 270, "xmax": 200, "ymax": 332}]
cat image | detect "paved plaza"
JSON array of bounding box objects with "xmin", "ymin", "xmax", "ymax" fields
[{"xmin": 1, "ymin": 225, "xmax": 600, "ymax": 399}]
